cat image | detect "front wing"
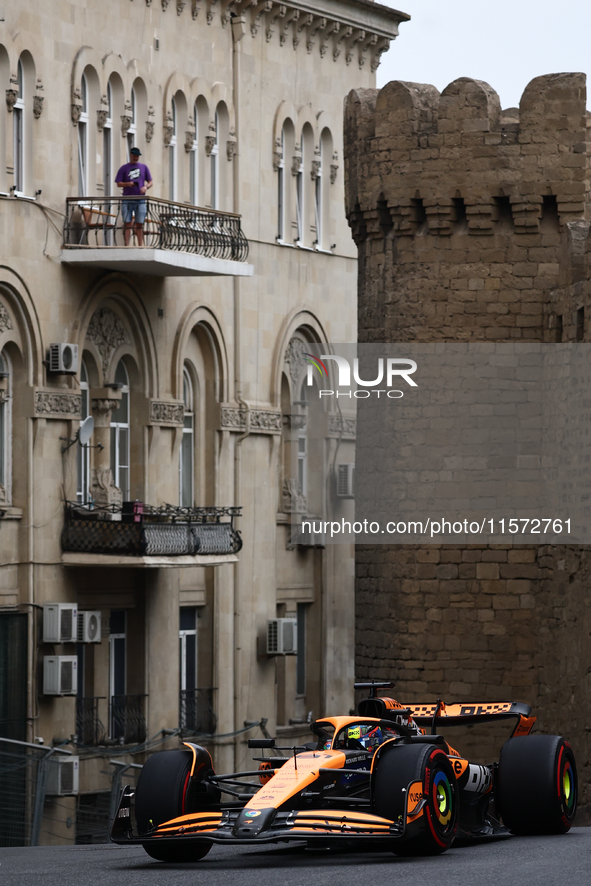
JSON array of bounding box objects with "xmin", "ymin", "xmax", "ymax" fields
[{"xmin": 110, "ymin": 785, "xmax": 404, "ymax": 846}]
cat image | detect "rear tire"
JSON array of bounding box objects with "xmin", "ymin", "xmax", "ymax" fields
[
  {"xmin": 373, "ymin": 742, "xmax": 458, "ymax": 856},
  {"xmin": 497, "ymin": 735, "xmax": 577, "ymax": 835},
  {"xmin": 135, "ymin": 749, "xmax": 212, "ymax": 862}
]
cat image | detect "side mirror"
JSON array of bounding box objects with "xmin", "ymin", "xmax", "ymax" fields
[{"xmin": 247, "ymin": 738, "xmax": 275, "ymax": 749}]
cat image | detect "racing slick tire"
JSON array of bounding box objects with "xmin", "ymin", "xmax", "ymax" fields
[
  {"xmin": 373, "ymin": 742, "xmax": 458, "ymax": 856},
  {"xmin": 497, "ymin": 735, "xmax": 577, "ymax": 835},
  {"xmin": 135, "ymin": 749, "xmax": 213, "ymax": 862}
]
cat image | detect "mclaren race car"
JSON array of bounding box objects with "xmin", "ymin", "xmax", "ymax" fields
[{"xmin": 110, "ymin": 682, "xmax": 578, "ymax": 861}]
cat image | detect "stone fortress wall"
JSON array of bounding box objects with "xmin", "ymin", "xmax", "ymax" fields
[{"xmin": 344, "ymin": 73, "xmax": 591, "ymax": 819}]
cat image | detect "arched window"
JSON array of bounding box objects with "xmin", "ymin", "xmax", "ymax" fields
[
  {"xmin": 179, "ymin": 367, "xmax": 194, "ymax": 507},
  {"xmin": 314, "ymin": 147, "xmax": 322, "ymax": 249},
  {"xmin": 210, "ymin": 111, "xmax": 219, "ymax": 209},
  {"xmin": 169, "ymin": 98, "xmax": 177, "ymax": 201},
  {"xmin": 277, "ymin": 127, "xmax": 285, "ymax": 241},
  {"xmin": 13, "ymin": 60, "xmax": 24, "ymax": 194},
  {"xmin": 78, "ymin": 73, "xmax": 89, "ymax": 196},
  {"xmin": 110, "ymin": 360, "xmax": 130, "ymax": 500},
  {"xmin": 297, "ymin": 380, "xmax": 307, "ymax": 497},
  {"xmin": 0, "ymin": 349, "xmax": 11, "ymax": 505},
  {"xmin": 76, "ymin": 361, "xmax": 90, "ymax": 503},
  {"xmin": 189, "ymin": 104, "xmax": 198, "ymax": 206},
  {"xmin": 295, "ymin": 150, "xmax": 303, "ymax": 245},
  {"xmin": 315, "ymin": 128, "xmax": 333, "ymax": 251},
  {"xmin": 126, "ymin": 87, "xmax": 137, "ymax": 159},
  {"xmin": 103, "ymin": 83, "xmax": 113, "ymax": 196}
]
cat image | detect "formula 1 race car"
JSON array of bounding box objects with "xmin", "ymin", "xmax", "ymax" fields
[{"xmin": 110, "ymin": 682, "xmax": 578, "ymax": 861}]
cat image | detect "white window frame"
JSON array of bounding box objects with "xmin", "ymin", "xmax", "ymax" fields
[
  {"xmin": 179, "ymin": 367, "xmax": 194, "ymax": 507},
  {"xmin": 297, "ymin": 382, "xmax": 307, "ymax": 497},
  {"xmin": 13, "ymin": 60, "xmax": 25, "ymax": 196},
  {"xmin": 109, "ymin": 611, "xmax": 126, "ymax": 740},
  {"xmin": 126, "ymin": 87, "xmax": 137, "ymax": 160},
  {"xmin": 169, "ymin": 98, "xmax": 177, "ymax": 201},
  {"xmin": 103, "ymin": 83, "xmax": 113, "ymax": 197},
  {"xmin": 277, "ymin": 128, "xmax": 286, "ymax": 242},
  {"xmin": 76, "ymin": 361, "xmax": 90, "ymax": 504},
  {"xmin": 314, "ymin": 150, "xmax": 322, "ymax": 250},
  {"xmin": 110, "ymin": 361, "xmax": 130, "ymax": 501},
  {"xmin": 210, "ymin": 112, "xmax": 219, "ymax": 210},
  {"xmin": 189, "ymin": 110, "xmax": 198, "ymax": 206},
  {"xmin": 295, "ymin": 156, "xmax": 304, "ymax": 246},
  {"xmin": 179, "ymin": 609, "xmax": 198, "ymax": 693},
  {"xmin": 0, "ymin": 350, "xmax": 12, "ymax": 505},
  {"xmin": 78, "ymin": 74, "xmax": 89, "ymax": 197}
]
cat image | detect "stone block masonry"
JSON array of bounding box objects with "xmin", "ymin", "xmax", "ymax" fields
[{"xmin": 346, "ymin": 73, "xmax": 591, "ymax": 820}]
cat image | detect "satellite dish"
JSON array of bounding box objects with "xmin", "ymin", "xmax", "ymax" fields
[{"xmin": 79, "ymin": 415, "xmax": 94, "ymax": 446}]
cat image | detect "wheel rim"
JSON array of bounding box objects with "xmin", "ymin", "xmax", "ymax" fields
[
  {"xmin": 560, "ymin": 757, "xmax": 576, "ymax": 818},
  {"xmin": 432, "ymin": 770, "xmax": 453, "ymax": 829}
]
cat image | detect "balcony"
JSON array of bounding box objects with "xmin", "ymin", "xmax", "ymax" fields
[
  {"xmin": 60, "ymin": 196, "xmax": 254, "ymax": 277},
  {"xmin": 179, "ymin": 688, "xmax": 216, "ymax": 736},
  {"xmin": 109, "ymin": 694, "xmax": 146, "ymax": 745},
  {"xmin": 76, "ymin": 697, "xmax": 106, "ymax": 746},
  {"xmin": 61, "ymin": 502, "xmax": 242, "ymax": 568}
]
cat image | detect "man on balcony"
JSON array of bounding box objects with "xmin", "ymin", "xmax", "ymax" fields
[{"xmin": 115, "ymin": 148, "xmax": 153, "ymax": 246}]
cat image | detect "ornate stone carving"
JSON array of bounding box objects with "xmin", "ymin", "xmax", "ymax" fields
[
  {"xmin": 162, "ymin": 0, "xmax": 170, "ymax": 9},
  {"xmin": 320, "ymin": 20, "xmax": 339, "ymax": 58},
  {"xmin": 333, "ymin": 25, "xmax": 352, "ymax": 61},
  {"xmin": 220, "ymin": 406, "xmax": 246, "ymax": 430},
  {"xmin": 328, "ymin": 413, "xmax": 356, "ymax": 439},
  {"xmin": 150, "ymin": 400, "xmax": 185, "ymax": 425},
  {"xmin": 204, "ymin": 122, "xmax": 216, "ymax": 155},
  {"xmin": 121, "ymin": 99, "xmax": 132, "ymax": 137},
  {"xmin": 279, "ymin": 8, "xmax": 299, "ymax": 46},
  {"xmin": 0, "ymin": 389, "xmax": 9, "ymax": 406},
  {"xmin": 71, "ymin": 85, "xmax": 82, "ymax": 126},
  {"xmin": 311, "ymin": 152, "xmax": 321, "ymax": 180},
  {"xmin": 266, "ymin": 4, "xmax": 285, "ymax": 42},
  {"xmin": 6, "ymin": 74, "xmax": 18, "ymax": 112},
  {"xmin": 185, "ymin": 129, "xmax": 196, "ymax": 153},
  {"xmin": 219, "ymin": 406, "xmax": 282, "ymax": 433},
  {"xmin": 177, "ymin": 0, "xmax": 186, "ymax": 12},
  {"xmin": 284, "ymin": 337, "xmax": 308, "ymax": 391},
  {"xmin": 330, "ymin": 151, "xmax": 339, "ymax": 184},
  {"xmin": 272, "ymin": 136, "xmax": 282, "ymax": 172},
  {"xmin": 0, "ymin": 303, "xmax": 13, "ymax": 333},
  {"xmin": 359, "ymin": 33, "xmax": 377, "ymax": 69},
  {"xmin": 90, "ymin": 467, "xmax": 122, "ymax": 508},
  {"xmin": 226, "ymin": 138, "xmax": 237, "ymax": 161},
  {"xmin": 345, "ymin": 29, "xmax": 365, "ymax": 66},
  {"xmin": 282, "ymin": 478, "xmax": 307, "ymax": 514},
  {"xmin": 251, "ymin": 0, "xmax": 272, "ymax": 36},
  {"xmin": 371, "ymin": 38, "xmax": 390, "ymax": 73},
  {"xmin": 33, "ymin": 79, "xmax": 44, "ymax": 119},
  {"xmin": 291, "ymin": 151, "xmax": 302, "ymax": 176},
  {"xmin": 306, "ymin": 15, "xmax": 326, "ymax": 54},
  {"xmin": 163, "ymin": 109, "xmax": 174, "ymax": 146},
  {"xmin": 145, "ymin": 106, "xmax": 155, "ymax": 143},
  {"xmin": 191, "ymin": 0, "xmax": 201, "ymax": 18},
  {"xmin": 34, "ymin": 391, "xmax": 82, "ymax": 419},
  {"xmin": 86, "ymin": 308, "xmax": 129, "ymax": 378}
]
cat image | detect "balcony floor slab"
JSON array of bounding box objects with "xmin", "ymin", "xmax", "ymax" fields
[
  {"xmin": 62, "ymin": 552, "xmax": 238, "ymax": 568},
  {"xmin": 60, "ymin": 247, "xmax": 254, "ymax": 277}
]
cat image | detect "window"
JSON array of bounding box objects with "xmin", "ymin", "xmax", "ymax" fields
[
  {"xmin": 179, "ymin": 607, "xmax": 199, "ymax": 730},
  {"xmin": 189, "ymin": 106, "xmax": 198, "ymax": 206},
  {"xmin": 0, "ymin": 350, "xmax": 11, "ymax": 504},
  {"xmin": 103, "ymin": 83, "xmax": 113, "ymax": 197},
  {"xmin": 168, "ymin": 98, "xmax": 177, "ymax": 201},
  {"xmin": 126, "ymin": 87, "xmax": 137, "ymax": 159},
  {"xmin": 179, "ymin": 367, "xmax": 194, "ymax": 507},
  {"xmin": 210, "ymin": 111, "xmax": 219, "ymax": 209},
  {"xmin": 109, "ymin": 610, "xmax": 126, "ymax": 740},
  {"xmin": 295, "ymin": 152, "xmax": 303, "ymax": 245},
  {"xmin": 314, "ymin": 149, "xmax": 322, "ymax": 249},
  {"xmin": 13, "ymin": 61, "xmax": 24, "ymax": 194},
  {"xmin": 277, "ymin": 128, "xmax": 285, "ymax": 241},
  {"xmin": 110, "ymin": 360, "xmax": 130, "ymax": 500},
  {"xmin": 76, "ymin": 361, "xmax": 90, "ymax": 503},
  {"xmin": 297, "ymin": 381, "xmax": 307, "ymax": 496},
  {"xmin": 78, "ymin": 74, "xmax": 88, "ymax": 196}
]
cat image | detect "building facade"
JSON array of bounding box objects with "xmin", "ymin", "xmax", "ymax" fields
[
  {"xmin": 0, "ymin": 0, "xmax": 407, "ymax": 844},
  {"xmin": 345, "ymin": 73, "xmax": 591, "ymax": 820}
]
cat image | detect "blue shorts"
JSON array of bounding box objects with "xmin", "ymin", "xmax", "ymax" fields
[{"xmin": 121, "ymin": 199, "xmax": 147, "ymax": 224}]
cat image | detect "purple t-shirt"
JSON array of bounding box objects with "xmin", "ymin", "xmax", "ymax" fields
[{"xmin": 115, "ymin": 162, "xmax": 152, "ymax": 197}]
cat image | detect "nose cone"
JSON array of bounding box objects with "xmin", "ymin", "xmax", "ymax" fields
[{"xmin": 233, "ymin": 807, "xmax": 276, "ymax": 837}]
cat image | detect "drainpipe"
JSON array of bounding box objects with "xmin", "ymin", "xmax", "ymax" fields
[{"xmin": 231, "ymin": 14, "xmax": 249, "ymax": 769}]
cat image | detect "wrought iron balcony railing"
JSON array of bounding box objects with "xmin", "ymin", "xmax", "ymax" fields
[
  {"xmin": 179, "ymin": 688, "xmax": 216, "ymax": 736},
  {"xmin": 109, "ymin": 694, "xmax": 147, "ymax": 745},
  {"xmin": 76, "ymin": 697, "xmax": 106, "ymax": 747},
  {"xmin": 62, "ymin": 196, "xmax": 249, "ymax": 262},
  {"xmin": 61, "ymin": 502, "xmax": 242, "ymax": 558}
]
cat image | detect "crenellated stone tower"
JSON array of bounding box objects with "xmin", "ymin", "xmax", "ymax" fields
[{"xmin": 345, "ymin": 74, "xmax": 591, "ymax": 820}]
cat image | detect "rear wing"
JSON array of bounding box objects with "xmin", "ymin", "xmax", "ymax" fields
[{"xmin": 359, "ymin": 696, "xmax": 536, "ymax": 737}]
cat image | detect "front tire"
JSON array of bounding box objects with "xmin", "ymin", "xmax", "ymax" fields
[
  {"xmin": 135, "ymin": 749, "xmax": 212, "ymax": 862},
  {"xmin": 373, "ymin": 742, "xmax": 458, "ymax": 856},
  {"xmin": 497, "ymin": 735, "xmax": 577, "ymax": 835}
]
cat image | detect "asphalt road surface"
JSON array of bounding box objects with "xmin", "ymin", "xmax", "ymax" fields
[{"xmin": 1, "ymin": 830, "xmax": 590, "ymax": 886}]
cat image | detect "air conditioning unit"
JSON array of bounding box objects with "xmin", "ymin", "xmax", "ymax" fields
[
  {"xmin": 335, "ymin": 463, "xmax": 355, "ymax": 498},
  {"xmin": 292, "ymin": 525, "xmax": 325, "ymax": 548},
  {"xmin": 48, "ymin": 343, "xmax": 79, "ymax": 374},
  {"xmin": 77, "ymin": 611, "xmax": 101, "ymax": 643},
  {"xmin": 43, "ymin": 656, "xmax": 78, "ymax": 695},
  {"xmin": 46, "ymin": 755, "xmax": 79, "ymax": 796},
  {"xmin": 267, "ymin": 618, "xmax": 298, "ymax": 655},
  {"xmin": 43, "ymin": 603, "xmax": 78, "ymax": 643}
]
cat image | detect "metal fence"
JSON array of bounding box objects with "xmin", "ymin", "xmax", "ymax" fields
[
  {"xmin": 62, "ymin": 196, "xmax": 250, "ymax": 262},
  {"xmin": 179, "ymin": 688, "xmax": 216, "ymax": 735},
  {"xmin": 110, "ymin": 695, "xmax": 147, "ymax": 746}
]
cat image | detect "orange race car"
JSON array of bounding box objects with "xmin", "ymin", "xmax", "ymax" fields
[{"xmin": 110, "ymin": 681, "xmax": 578, "ymax": 862}]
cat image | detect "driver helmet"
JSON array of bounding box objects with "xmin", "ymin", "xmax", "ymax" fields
[{"xmin": 359, "ymin": 724, "xmax": 383, "ymax": 751}]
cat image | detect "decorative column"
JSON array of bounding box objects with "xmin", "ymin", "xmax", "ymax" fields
[{"xmin": 90, "ymin": 388, "xmax": 122, "ymax": 508}]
